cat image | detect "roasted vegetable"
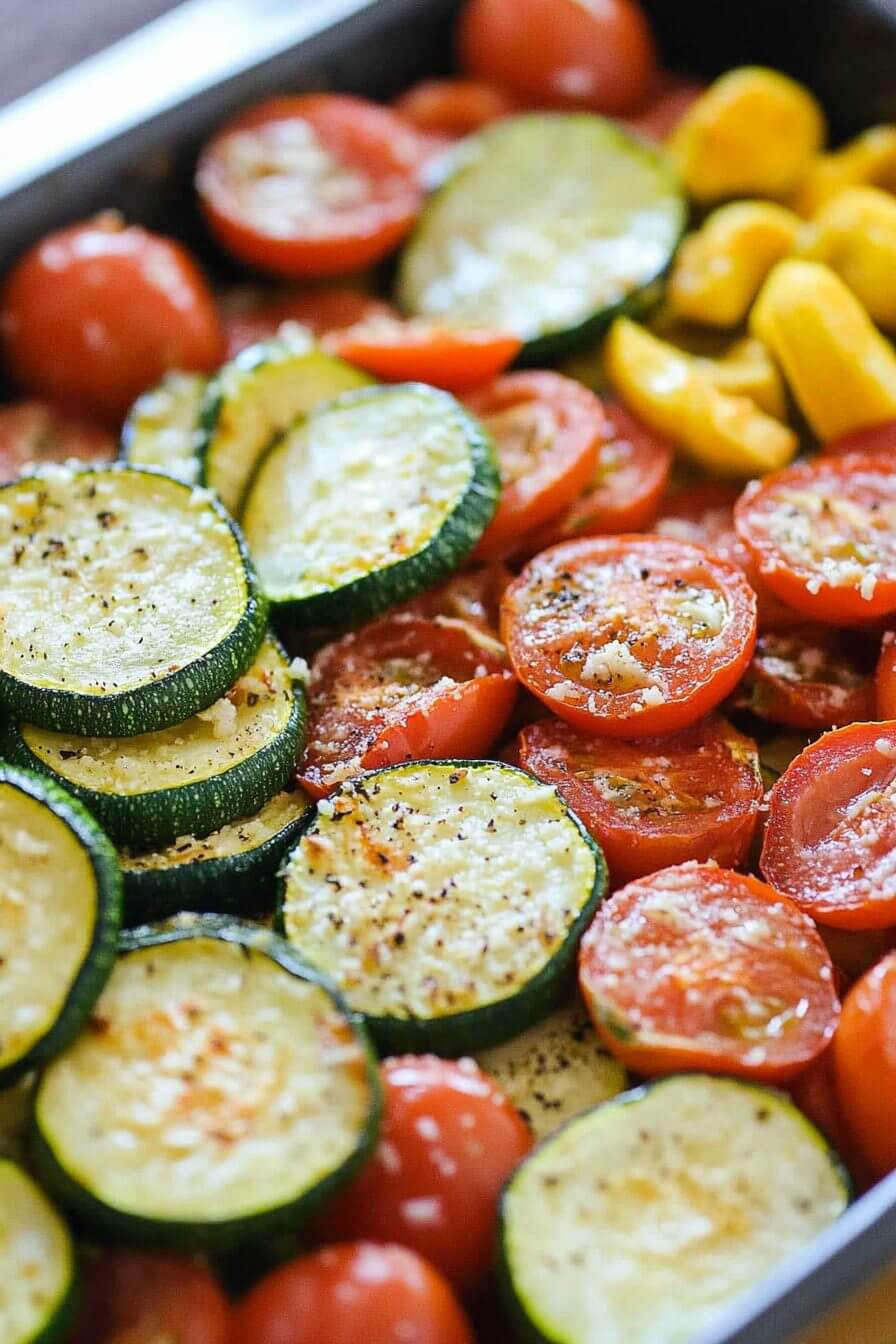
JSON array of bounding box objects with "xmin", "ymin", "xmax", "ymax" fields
[
  {"xmin": 669, "ymin": 202, "xmax": 800, "ymax": 327},
  {"xmin": 791, "ymin": 125, "xmax": 896, "ymax": 217},
  {"xmin": 796, "ymin": 187, "xmax": 896, "ymax": 329}
]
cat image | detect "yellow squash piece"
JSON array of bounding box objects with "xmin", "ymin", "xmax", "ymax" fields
[
  {"xmin": 669, "ymin": 202, "xmax": 801, "ymax": 327},
  {"xmin": 604, "ymin": 317, "xmax": 797, "ymax": 477},
  {"xmin": 750, "ymin": 259, "xmax": 896, "ymax": 441},
  {"xmin": 791, "ymin": 125, "xmax": 896, "ymax": 217},
  {"xmin": 694, "ymin": 337, "xmax": 789, "ymax": 420},
  {"xmin": 796, "ymin": 187, "xmax": 896, "ymax": 329},
  {"xmin": 668, "ymin": 67, "xmax": 825, "ymax": 204}
]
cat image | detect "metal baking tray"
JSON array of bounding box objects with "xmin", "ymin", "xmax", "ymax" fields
[{"xmin": 3, "ymin": 1, "xmax": 896, "ymax": 1339}]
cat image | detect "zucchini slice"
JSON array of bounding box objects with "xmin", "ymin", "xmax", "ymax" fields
[
  {"xmin": 0, "ymin": 1078, "xmax": 34, "ymax": 1165},
  {"xmin": 2, "ymin": 636, "xmax": 305, "ymax": 851},
  {"xmin": 0, "ymin": 763, "xmax": 121, "ymax": 1089},
  {"xmin": 397, "ymin": 114, "xmax": 686, "ymax": 362},
  {"xmin": 242, "ymin": 384, "xmax": 499, "ymax": 626},
  {"xmin": 33, "ymin": 917, "xmax": 380, "ymax": 1252},
  {"xmin": 500, "ymin": 1075, "xmax": 850, "ymax": 1344},
  {"xmin": 0, "ymin": 1160, "xmax": 76, "ymax": 1344},
  {"xmin": 120, "ymin": 787, "xmax": 312, "ymax": 923},
  {"xmin": 476, "ymin": 999, "xmax": 627, "ymax": 1139},
  {"xmin": 278, "ymin": 760, "xmax": 606, "ymax": 1053},
  {"xmin": 121, "ymin": 372, "xmax": 207, "ymax": 484},
  {"xmin": 198, "ymin": 340, "xmax": 372, "ymax": 515},
  {"xmin": 0, "ymin": 465, "xmax": 267, "ymax": 737}
]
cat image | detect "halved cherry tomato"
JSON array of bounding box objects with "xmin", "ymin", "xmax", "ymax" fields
[
  {"xmin": 462, "ymin": 371, "xmax": 605, "ymax": 559},
  {"xmin": 621, "ymin": 72, "xmax": 707, "ymax": 140},
  {"xmin": 819, "ymin": 925, "xmax": 895, "ymax": 981},
  {"xmin": 579, "ymin": 862, "xmax": 839, "ymax": 1082},
  {"xmin": 396, "ymin": 562, "xmax": 512, "ymax": 634},
  {"xmin": 222, "ymin": 287, "xmax": 397, "ymax": 358},
  {"xmin": 525, "ymin": 400, "xmax": 673, "ymax": 552},
  {"xmin": 517, "ymin": 713, "xmax": 764, "ymax": 886},
  {"xmin": 824, "ymin": 419, "xmax": 896, "ymax": 459},
  {"xmin": 0, "ymin": 400, "xmax": 116, "ymax": 481},
  {"xmin": 761, "ymin": 722, "xmax": 896, "ymax": 930},
  {"xmin": 458, "ymin": 0, "xmax": 658, "ymax": 116},
  {"xmin": 297, "ymin": 615, "xmax": 517, "ymax": 797},
  {"xmin": 833, "ymin": 951, "xmax": 896, "ymax": 1178},
  {"xmin": 318, "ymin": 1056, "xmax": 532, "ymax": 1293},
  {"xmin": 393, "ymin": 79, "xmax": 518, "ymax": 139},
  {"xmin": 876, "ymin": 630, "xmax": 896, "ymax": 718},
  {"xmin": 326, "ymin": 319, "xmax": 521, "ymax": 391},
  {"xmin": 68, "ymin": 1251, "xmax": 231, "ymax": 1344},
  {"xmin": 197, "ymin": 95, "xmax": 424, "ymax": 277},
  {"xmin": 788, "ymin": 1047, "xmax": 870, "ymax": 1188},
  {"xmin": 500, "ymin": 535, "xmax": 757, "ymax": 739},
  {"xmin": 734, "ymin": 453, "xmax": 896, "ymax": 624},
  {"xmin": 735, "ymin": 626, "xmax": 877, "ymax": 730},
  {"xmin": 231, "ymin": 1243, "xmax": 475, "ymax": 1344},
  {"xmin": 1, "ymin": 215, "xmax": 223, "ymax": 425}
]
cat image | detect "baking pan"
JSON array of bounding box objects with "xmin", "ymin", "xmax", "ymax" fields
[{"xmin": 2, "ymin": 1, "xmax": 896, "ymax": 1339}]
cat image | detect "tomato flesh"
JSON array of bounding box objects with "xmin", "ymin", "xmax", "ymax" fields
[
  {"xmin": 833, "ymin": 952, "xmax": 896, "ymax": 1179},
  {"xmin": 579, "ymin": 862, "xmax": 839, "ymax": 1081},
  {"xmin": 395, "ymin": 562, "xmax": 512, "ymax": 634},
  {"xmin": 327, "ymin": 320, "xmax": 521, "ymax": 391},
  {"xmin": 68, "ymin": 1251, "xmax": 231, "ymax": 1344},
  {"xmin": 222, "ymin": 288, "xmax": 397, "ymax": 358},
  {"xmin": 736, "ymin": 625, "xmax": 877, "ymax": 730},
  {"xmin": 0, "ymin": 400, "xmax": 116, "ymax": 481}
]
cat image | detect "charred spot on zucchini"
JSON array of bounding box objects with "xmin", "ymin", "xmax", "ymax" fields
[
  {"xmin": 0, "ymin": 465, "xmax": 267, "ymax": 737},
  {"xmin": 277, "ymin": 760, "xmax": 606, "ymax": 1054},
  {"xmin": 0, "ymin": 1160, "xmax": 77, "ymax": 1344},
  {"xmin": 121, "ymin": 372, "xmax": 207, "ymax": 484},
  {"xmin": 32, "ymin": 917, "xmax": 380, "ymax": 1253},
  {"xmin": 241, "ymin": 384, "xmax": 499, "ymax": 627},
  {"xmin": 499, "ymin": 1075, "xmax": 850, "ymax": 1344},
  {"xmin": 397, "ymin": 114, "xmax": 686, "ymax": 362},
  {"xmin": 198, "ymin": 340, "xmax": 372, "ymax": 515},
  {"xmin": 0, "ymin": 763, "xmax": 121, "ymax": 1089},
  {"xmin": 1, "ymin": 636, "xmax": 305, "ymax": 851}
]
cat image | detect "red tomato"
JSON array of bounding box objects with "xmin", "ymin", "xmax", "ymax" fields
[
  {"xmin": 297, "ymin": 615, "xmax": 517, "ymax": 797},
  {"xmin": 222, "ymin": 288, "xmax": 398, "ymax": 358},
  {"xmin": 876, "ymin": 630, "xmax": 896, "ymax": 718},
  {"xmin": 0, "ymin": 400, "xmax": 116, "ymax": 480},
  {"xmin": 1, "ymin": 215, "xmax": 223, "ymax": 425},
  {"xmin": 326, "ymin": 320, "xmax": 520, "ymax": 391},
  {"xmin": 621, "ymin": 72, "xmax": 707, "ymax": 140},
  {"xmin": 500, "ymin": 535, "xmax": 757, "ymax": 739},
  {"xmin": 197, "ymin": 95, "xmax": 424, "ymax": 277},
  {"xmin": 396, "ymin": 562, "xmax": 512, "ymax": 634},
  {"xmin": 68, "ymin": 1251, "xmax": 231, "ymax": 1344},
  {"xmin": 824, "ymin": 419, "xmax": 896, "ymax": 459},
  {"xmin": 517, "ymin": 713, "xmax": 764, "ymax": 886},
  {"xmin": 526, "ymin": 400, "xmax": 673, "ymax": 551},
  {"xmin": 819, "ymin": 925, "xmax": 896, "ymax": 982},
  {"xmin": 319, "ymin": 1056, "xmax": 532, "ymax": 1292},
  {"xmin": 788, "ymin": 1047, "xmax": 869, "ymax": 1187},
  {"xmin": 579, "ymin": 862, "xmax": 840, "ymax": 1082},
  {"xmin": 462, "ymin": 371, "xmax": 605, "ymax": 559},
  {"xmin": 735, "ymin": 626, "xmax": 877, "ymax": 731},
  {"xmin": 457, "ymin": 0, "xmax": 658, "ymax": 116},
  {"xmin": 761, "ymin": 722, "xmax": 896, "ymax": 930},
  {"xmin": 734, "ymin": 453, "xmax": 896, "ymax": 625},
  {"xmin": 833, "ymin": 951, "xmax": 896, "ymax": 1178},
  {"xmin": 231, "ymin": 1243, "xmax": 474, "ymax": 1344},
  {"xmin": 394, "ymin": 79, "xmax": 518, "ymax": 139}
]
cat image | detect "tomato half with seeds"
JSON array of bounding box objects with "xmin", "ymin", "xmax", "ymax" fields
[
  {"xmin": 396, "ymin": 562, "xmax": 512, "ymax": 634},
  {"xmin": 222, "ymin": 288, "xmax": 397, "ymax": 358},
  {"xmin": 327, "ymin": 320, "xmax": 520, "ymax": 390},
  {"xmin": 500, "ymin": 535, "xmax": 757, "ymax": 739},
  {"xmin": 579, "ymin": 862, "xmax": 840, "ymax": 1082},
  {"xmin": 297, "ymin": 615, "xmax": 517, "ymax": 797},
  {"xmin": 833, "ymin": 952, "xmax": 896, "ymax": 1179},
  {"xmin": 517, "ymin": 713, "xmax": 763, "ymax": 886},
  {"xmin": 0, "ymin": 401, "xmax": 116, "ymax": 481},
  {"xmin": 734, "ymin": 453, "xmax": 896, "ymax": 624},
  {"xmin": 736, "ymin": 626, "xmax": 877, "ymax": 731},
  {"xmin": 463, "ymin": 371, "xmax": 606, "ymax": 559},
  {"xmin": 196, "ymin": 95, "xmax": 424, "ymax": 277},
  {"xmin": 824, "ymin": 419, "xmax": 896, "ymax": 459},
  {"xmin": 69, "ymin": 1251, "xmax": 232, "ymax": 1344},
  {"xmin": 761, "ymin": 722, "xmax": 896, "ymax": 930},
  {"xmin": 393, "ymin": 79, "xmax": 519, "ymax": 139},
  {"xmin": 876, "ymin": 630, "xmax": 896, "ymax": 718}
]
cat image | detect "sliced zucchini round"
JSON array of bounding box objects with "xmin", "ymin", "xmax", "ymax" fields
[
  {"xmin": 0, "ymin": 465, "xmax": 267, "ymax": 737},
  {"xmin": 500, "ymin": 1074, "xmax": 850, "ymax": 1344},
  {"xmin": 198, "ymin": 340, "xmax": 373, "ymax": 516},
  {"xmin": 278, "ymin": 760, "xmax": 606, "ymax": 1053},
  {"xmin": 242, "ymin": 384, "xmax": 499, "ymax": 627},
  {"xmin": 476, "ymin": 998, "xmax": 627, "ymax": 1139},
  {"xmin": 397, "ymin": 113, "xmax": 687, "ymax": 362},
  {"xmin": 1, "ymin": 636, "xmax": 305, "ymax": 851},
  {"xmin": 33, "ymin": 917, "xmax": 381, "ymax": 1252},
  {"xmin": 0, "ymin": 763, "xmax": 122, "ymax": 1089},
  {"xmin": 120, "ymin": 787, "xmax": 312, "ymax": 924},
  {"xmin": 121, "ymin": 372, "xmax": 207, "ymax": 484},
  {"xmin": 0, "ymin": 1160, "xmax": 76, "ymax": 1344},
  {"xmin": 0, "ymin": 1078, "xmax": 34, "ymax": 1165}
]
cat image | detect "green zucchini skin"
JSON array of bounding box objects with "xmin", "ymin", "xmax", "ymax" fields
[
  {"xmin": 31, "ymin": 917, "xmax": 382, "ymax": 1254},
  {"xmin": 0, "ymin": 466, "xmax": 268, "ymax": 739},
  {"xmin": 0, "ymin": 643, "xmax": 306, "ymax": 852},
  {"xmin": 243, "ymin": 384, "xmax": 500, "ymax": 629},
  {"xmin": 0, "ymin": 764, "xmax": 122, "ymax": 1090},
  {"xmin": 0, "ymin": 1159, "xmax": 79, "ymax": 1344}
]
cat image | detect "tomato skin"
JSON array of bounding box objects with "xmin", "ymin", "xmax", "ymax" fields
[
  {"xmin": 394, "ymin": 79, "xmax": 518, "ymax": 138},
  {"xmin": 833, "ymin": 952, "xmax": 896, "ymax": 1179},
  {"xmin": 517, "ymin": 713, "xmax": 764, "ymax": 886},
  {"xmin": 458, "ymin": 0, "xmax": 658, "ymax": 116},
  {"xmin": 824, "ymin": 419, "xmax": 896, "ymax": 459},
  {"xmin": 317, "ymin": 1056, "xmax": 532, "ymax": 1293},
  {"xmin": 232, "ymin": 1242, "xmax": 475, "ymax": 1344},
  {"xmin": 788, "ymin": 1047, "xmax": 870, "ymax": 1189},
  {"xmin": 68, "ymin": 1251, "xmax": 232, "ymax": 1344},
  {"xmin": 327, "ymin": 323, "xmax": 520, "ymax": 391},
  {"xmin": 197, "ymin": 95, "xmax": 424, "ymax": 278},
  {"xmin": 876, "ymin": 631, "xmax": 896, "ymax": 718},
  {"xmin": 1, "ymin": 217, "xmax": 223, "ymax": 425},
  {"xmin": 222, "ymin": 288, "xmax": 397, "ymax": 358},
  {"xmin": 579, "ymin": 863, "xmax": 840, "ymax": 1082},
  {"xmin": 736, "ymin": 626, "xmax": 876, "ymax": 731},
  {"xmin": 0, "ymin": 400, "xmax": 116, "ymax": 480}
]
